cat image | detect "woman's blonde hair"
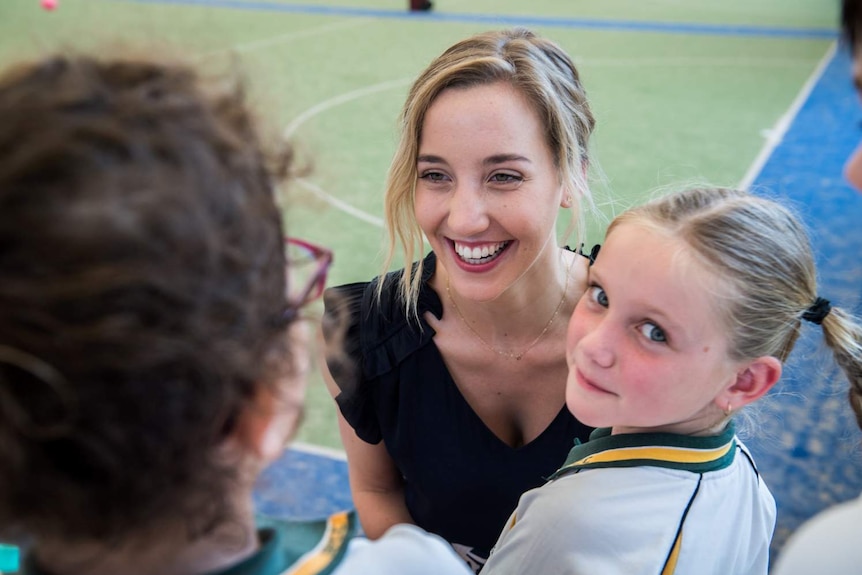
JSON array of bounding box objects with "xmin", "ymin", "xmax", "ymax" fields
[
  {"xmin": 382, "ymin": 28, "xmax": 596, "ymax": 320},
  {"xmin": 612, "ymin": 187, "xmax": 862, "ymax": 428}
]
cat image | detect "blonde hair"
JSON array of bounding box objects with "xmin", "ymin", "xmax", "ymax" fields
[
  {"xmin": 612, "ymin": 187, "xmax": 862, "ymax": 428},
  {"xmin": 382, "ymin": 28, "xmax": 596, "ymax": 320}
]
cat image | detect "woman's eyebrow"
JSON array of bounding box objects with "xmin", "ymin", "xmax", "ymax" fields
[
  {"xmin": 484, "ymin": 154, "xmax": 531, "ymax": 166},
  {"xmin": 416, "ymin": 154, "xmax": 445, "ymax": 164}
]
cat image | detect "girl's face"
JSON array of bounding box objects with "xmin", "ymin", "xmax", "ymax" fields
[
  {"xmin": 846, "ymin": 54, "xmax": 862, "ymax": 192},
  {"xmin": 565, "ymin": 222, "xmax": 743, "ymax": 436},
  {"xmin": 414, "ymin": 81, "xmax": 568, "ymax": 302}
]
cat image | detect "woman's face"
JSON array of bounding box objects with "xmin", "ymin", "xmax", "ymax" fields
[{"xmin": 413, "ymin": 81, "xmax": 568, "ymax": 302}]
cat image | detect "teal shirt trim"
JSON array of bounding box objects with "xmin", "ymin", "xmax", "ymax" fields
[
  {"xmin": 217, "ymin": 512, "xmax": 357, "ymax": 575},
  {"xmin": 549, "ymin": 422, "xmax": 737, "ymax": 480},
  {"xmin": 0, "ymin": 544, "xmax": 19, "ymax": 573}
]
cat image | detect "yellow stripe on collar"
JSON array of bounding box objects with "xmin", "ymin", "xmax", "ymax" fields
[
  {"xmin": 570, "ymin": 441, "xmax": 734, "ymax": 467},
  {"xmin": 285, "ymin": 511, "xmax": 351, "ymax": 575}
]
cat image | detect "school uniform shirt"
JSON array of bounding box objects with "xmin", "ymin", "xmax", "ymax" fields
[
  {"xmin": 19, "ymin": 513, "xmax": 472, "ymax": 575},
  {"xmin": 482, "ymin": 423, "xmax": 776, "ymax": 575}
]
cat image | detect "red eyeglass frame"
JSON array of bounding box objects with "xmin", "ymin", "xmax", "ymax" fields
[{"xmin": 283, "ymin": 237, "xmax": 333, "ymax": 321}]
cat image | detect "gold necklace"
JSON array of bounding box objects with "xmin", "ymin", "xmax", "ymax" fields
[{"xmin": 446, "ymin": 253, "xmax": 573, "ymax": 361}]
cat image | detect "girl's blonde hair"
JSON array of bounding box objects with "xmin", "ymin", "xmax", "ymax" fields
[
  {"xmin": 613, "ymin": 187, "xmax": 862, "ymax": 428},
  {"xmin": 382, "ymin": 28, "xmax": 596, "ymax": 320}
]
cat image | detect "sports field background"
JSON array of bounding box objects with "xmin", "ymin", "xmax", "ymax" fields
[
  {"xmin": 3, "ymin": 0, "xmax": 860, "ymax": 564},
  {"xmin": 3, "ymin": 0, "xmax": 836, "ymax": 447}
]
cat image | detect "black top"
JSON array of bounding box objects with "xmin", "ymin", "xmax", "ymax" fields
[{"xmin": 323, "ymin": 252, "xmax": 593, "ymax": 567}]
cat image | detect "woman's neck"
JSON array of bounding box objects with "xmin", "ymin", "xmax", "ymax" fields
[{"xmin": 455, "ymin": 248, "xmax": 579, "ymax": 329}]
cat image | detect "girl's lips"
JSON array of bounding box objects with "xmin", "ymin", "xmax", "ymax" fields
[{"xmin": 575, "ymin": 368, "xmax": 614, "ymax": 395}]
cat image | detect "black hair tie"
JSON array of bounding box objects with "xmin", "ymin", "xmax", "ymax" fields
[
  {"xmin": 588, "ymin": 244, "xmax": 601, "ymax": 266},
  {"xmin": 802, "ymin": 297, "xmax": 832, "ymax": 325}
]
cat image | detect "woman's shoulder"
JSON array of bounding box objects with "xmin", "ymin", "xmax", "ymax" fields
[
  {"xmin": 323, "ymin": 253, "xmax": 441, "ymax": 378},
  {"xmin": 325, "ymin": 252, "xmax": 440, "ymax": 324}
]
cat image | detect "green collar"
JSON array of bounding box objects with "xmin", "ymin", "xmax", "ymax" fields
[
  {"xmin": 218, "ymin": 512, "xmax": 355, "ymax": 575},
  {"xmin": 549, "ymin": 422, "xmax": 737, "ymax": 480}
]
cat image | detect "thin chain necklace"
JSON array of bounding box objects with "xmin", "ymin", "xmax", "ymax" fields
[{"xmin": 446, "ymin": 253, "xmax": 573, "ymax": 361}]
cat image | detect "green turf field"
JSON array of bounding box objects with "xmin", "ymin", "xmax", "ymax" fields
[{"xmin": 0, "ymin": 0, "xmax": 837, "ymax": 448}]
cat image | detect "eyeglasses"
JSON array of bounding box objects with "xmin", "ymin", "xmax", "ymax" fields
[{"xmin": 284, "ymin": 237, "xmax": 333, "ymax": 321}]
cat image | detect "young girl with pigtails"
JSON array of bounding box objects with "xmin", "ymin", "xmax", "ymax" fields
[{"xmin": 483, "ymin": 186, "xmax": 862, "ymax": 575}]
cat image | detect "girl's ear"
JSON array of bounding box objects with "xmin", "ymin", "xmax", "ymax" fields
[
  {"xmin": 228, "ymin": 324, "xmax": 311, "ymax": 463},
  {"xmin": 230, "ymin": 386, "xmax": 304, "ymax": 463},
  {"xmin": 716, "ymin": 356, "xmax": 783, "ymax": 412}
]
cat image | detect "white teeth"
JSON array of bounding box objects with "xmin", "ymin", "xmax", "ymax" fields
[{"xmin": 454, "ymin": 241, "xmax": 508, "ymax": 263}]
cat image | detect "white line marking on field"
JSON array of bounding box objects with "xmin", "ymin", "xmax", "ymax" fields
[
  {"xmin": 283, "ymin": 77, "xmax": 412, "ymax": 140},
  {"xmin": 196, "ymin": 18, "xmax": 367, "ymax": 60},
  {"xmin": 291, "ymin": 441, "xmax": 347, "ymax": 461},
  {"xmin": 284, "ymin": 78, "xmax": 412, "ymax": 224},
  {"xmin": 577, "ymin": 56, "xmax": 821, "ymax": 68},
  {"xmin": 297, "ymin": 178, "xmax": 384, "ymax": 228},
  {"xmin": 738, "ymin": 42, "xmax": 837, "ymax": 190}
]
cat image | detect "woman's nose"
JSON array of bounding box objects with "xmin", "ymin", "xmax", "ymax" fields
[{"xmin": 446, "ymin": 181, "xmax": 490, "ymax": 236}]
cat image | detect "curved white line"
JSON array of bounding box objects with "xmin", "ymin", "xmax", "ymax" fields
[
  {"xmin": 297, "ymin": 178, "xmax": 384, "ymax": 228},
  {"xmin": 283, "ymin": 76, "xmax": 413, "ymax": 140},
  {"xmin": 196, "ymin": 19, "xmax": 367, "ymax": 60},
  {"xmin": 284, "ymin": 78, "xmax": 412, "ymax": 225}
]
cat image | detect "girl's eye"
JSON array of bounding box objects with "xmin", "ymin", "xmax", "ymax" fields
[
  {"xmin": 488, "ymin": 173, "xmax": 522, "ymax": 184},
  {"xmin": 589, "ymin": 285, "xmax": 608, "ymax": 307},
  {"xmin": 638, "ymin": 322, "xmax": 667, "ymax": 343}
]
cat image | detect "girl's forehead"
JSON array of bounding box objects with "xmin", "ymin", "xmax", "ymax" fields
[{"xmin": 600, "ymin": 222, "xmax": 732, "ymax": 320}]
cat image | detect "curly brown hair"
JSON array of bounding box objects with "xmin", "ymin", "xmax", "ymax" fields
[
  {"xmin": 0, "ymin": 53, "xmax": 294, "ymax": 543},
  {"xmin": 843, "ymin": 0, "xmax": 862, "ymax": 52}
]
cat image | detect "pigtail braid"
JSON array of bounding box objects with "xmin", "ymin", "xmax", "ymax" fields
[{"xmin": 820, "ymin": 307, "xmax": 862, "ymax": 431}]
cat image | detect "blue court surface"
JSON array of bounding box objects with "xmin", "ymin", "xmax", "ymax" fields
[
  {"xmin": 254, "ymin": 443, "xmax": 353, "ymax": 521},
  {"xmin": 254, "ymin": 40, "xmax": 862, "ymax": 561},
  {"xmin": 744, "ymin": 44, "xmax": 862, "ymax": 554}
]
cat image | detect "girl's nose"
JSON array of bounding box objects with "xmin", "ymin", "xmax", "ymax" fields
[
  {"xmin": 579, "ymin": 319, "xmax": 615, "ymax": 369},
  {"xmin": 844, "ymin": 141, "xmax": 862, "ymax": 193}
]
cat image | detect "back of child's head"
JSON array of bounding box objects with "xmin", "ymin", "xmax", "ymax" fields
[
  {"xmin": 843, "ymin": 0, "xmax": 862, "ymax": 53},
  {"xmin": 0, "ymin": 54, "xmax": 292, "ymax": 543},
  {"xmin": 611, "ymin": 187, "xmax": 862, "ymax": 426}
]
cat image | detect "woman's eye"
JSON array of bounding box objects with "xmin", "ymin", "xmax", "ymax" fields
[
  {"xmin": 589, "ymin": 286, "xmax": 608, "ymax": 307},
  {"xmin": 419, "ymin": 171, "xmax": 448, "ymax": 182},
  {"xmin": 489, "ymin": 173, "xmax": 522, "ymax": 184},
  {"xmin": 639, "ymin": 322, "xmax": 667, "ymax": 343}
]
